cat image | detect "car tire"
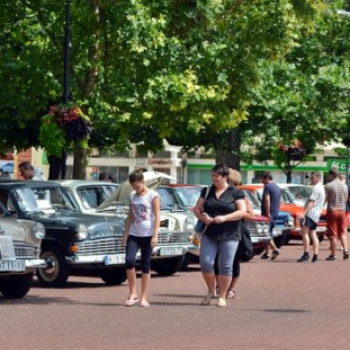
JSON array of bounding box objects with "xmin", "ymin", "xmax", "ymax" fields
[
  {"xmin": 0, "ymin": 273, "xmax": 33, "ymax": 299},
  {"xmin": 37, "ymin": 245, "xmax": 70, "ymax": 287},
  {"xmin": 273, "ymin": 232, "xmax": 288, "ymax": 248},
  {"xmin": 152, "ymin": 256, "xmax": 184, "ymax": 276},
  {"xmin": 180, "ymin": 253, "xmax": 192, "ymax": 270},
  {"xmin": 100, "ymin": 267, "xmax": 127, "ymax": 285}
]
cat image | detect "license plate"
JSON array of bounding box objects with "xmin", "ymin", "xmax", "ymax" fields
[
  {"xmin": 0, "ymin": 260, "xmax": 26, "ymax": 272},
  {"xmin": 160, "ymin": 247, "xmax": 183, "ymax": 256},
  {"xmin": 317, "ymin": 227, "xmax": 327, "ymax": 232},
  {"xmin": 104, "ymin": 255, "xmax": 125, "ymax": 265}
]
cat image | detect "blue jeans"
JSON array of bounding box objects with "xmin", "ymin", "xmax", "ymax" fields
[
  {"xmin": 125, "ymin": 235, "xmax": 153, "ymax": 273},
  {"xmin": 200, "ymin": 234, "xmax": 239, "ymax": 276}
]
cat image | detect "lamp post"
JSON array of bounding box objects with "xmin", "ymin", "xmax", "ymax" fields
[{"xmin": 61, "ymin": 0, "xmax": 71, "ymax": 179}]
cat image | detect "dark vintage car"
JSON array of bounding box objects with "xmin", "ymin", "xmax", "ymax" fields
[
  {"xmin": 56, "ymin": 173, "xmax": 197, "ymax": 276},
  {"xmin": 0, "ymin": 181, "xmax": 127, "ymax": 287},
  {"xmin": 0, "ymin": 202, "xmax": 46, "ymax": 298}
]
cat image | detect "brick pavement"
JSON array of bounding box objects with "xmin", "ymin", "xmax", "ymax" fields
[{"xmin": 1, "ymin": 237, "xmax": 350, "ymax": 350}]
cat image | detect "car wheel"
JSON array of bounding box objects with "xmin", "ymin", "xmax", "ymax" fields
[
  {"xmin": 152, "ymin": 256, "xmax": 184, "ymax": 276},
  {"xmin": 318, "ymin": 234, "xmax": 325, "ymax": 243},
  {"xmin": 37, "ymin": 245, "xmax": 70, "ymax": 287},
  {"xmin": 273, "ymin": 232, "xmax": 288, "ymax": 249},
  {"xmin": 100, "ymin": 267, "xmax": 127, "ymax": 285},
  {"xmin": 180, "ymin": 253, "xmax": 192, "ymax": 270},
  {"xmin": 284, "ymin": 235, "xmax": 292, "ymax": 245},
  {"xmin": 0, "ymin": 273, "xmax": 33, "ymax": 299}
]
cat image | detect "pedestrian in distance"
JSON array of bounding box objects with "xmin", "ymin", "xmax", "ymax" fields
[
  {"xmin": 325, "ymin": 168, "xmax": 349, "ymax": 261},
  {"xmin": 340, "ymin": 174, "xmax": 350, "ymax": 239},
  {"xmin": 122, "ymin": 170, "xmax": 160, "ymax": 307},
  {"xmin": 260, "ymin": 171, "xmax": 282, "ymax": 260},
  {"xmin": 297, "ymin": 171, "xmax": 325, "ymax": 263},
  {"xmin": 194, "ymin": 164, "xmax": 247, "ymax": 307},
  {"xmin": 19, "ymin": 161, "xmax": 46, "ymax": 180},
  {"xmin": 224, "ymin": 169, "xmax": 254, "ymax": 299},
  {"xmin": 98, "ymin": 171, "xmax": 112, "ymax": 182}
]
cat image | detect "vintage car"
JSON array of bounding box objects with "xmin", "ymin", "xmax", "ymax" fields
[
  {"xmin": 239, "ymin": 184, "xmax": 327, "ymax": 244},
  {"xmin": 0, "ymin": 181, "xmax": 128, "ymax": 287},
  {"xmin": 0, "ymin": 201, "xmax": 46, "ymax": 298},
  {"xmin": 56, "ymin": 173, "xmax": 197, "ymax": 276}
]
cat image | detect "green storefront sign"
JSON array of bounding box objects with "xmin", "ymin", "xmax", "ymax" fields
[{"xmin": 327, "ymin": 159, "xmax": 350, "ymax": 172}]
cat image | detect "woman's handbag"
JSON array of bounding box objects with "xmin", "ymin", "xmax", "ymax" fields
[
  {"xmin": 194, "ymin": 186, "xmax": 211, "ymax": 235},
  {"xmin": 238, "ymin": 221, "xmax": 254, "ymax": 261}
]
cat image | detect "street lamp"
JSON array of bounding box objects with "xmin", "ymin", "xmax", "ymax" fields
[{"xmin": 61, "ymin": 0, "xmax": 71, "ymax": 179}]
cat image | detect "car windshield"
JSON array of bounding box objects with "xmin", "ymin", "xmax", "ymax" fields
[
  {"xmin": 242, "ymin": 190, "xmax": 260, "ymax": 210},
  {"xmin": 285, "ymin": 186, "xmax": 311, "ymax": 202},
  {"xmin": 256, "ymin": 188, "xmax": 294, "ymax": 204},
  {"xmin": 13, "ymin": 186, "xmax": 79, "ymax": 214},
  {"xmin": 157, "ymin": 186, "xmax": 201, "ymax": 210}
]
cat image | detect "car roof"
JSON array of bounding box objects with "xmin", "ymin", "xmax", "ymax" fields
[
  {"xmin": 0, "ymin": 180, "xmax": 63, "ymax": 188},
  {"xmin": 159, "ymin": 184, "xmax": 201, "ymax": 188},
  {"xmin": 54, "ymin": 180, "xmax": 119, "ymax": 190}
]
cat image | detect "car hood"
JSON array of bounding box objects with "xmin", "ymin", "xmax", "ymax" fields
[
  {"xmin": 0, "ymin": 218, "xmax": 28, "ymax": 242},
  {"xmin": 26, "ymin": 211, "xmax": 125, "ymax": 239},
  {"xmin": 97, "ymin": 171, "xmax": 175, "ymax": 211}
]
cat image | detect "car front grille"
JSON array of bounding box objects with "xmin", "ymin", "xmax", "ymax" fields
[
  {"xmin": 245, "ymin": 221, "xmax": 270, "ymax": 237},
  {"xmin": 14, "ymin": 245, "xmax": 36, "ymax": 259},
  {"xmin": 157, "ymin": 231, "xmax": 190, "ymax": 246},
  {"xmin": 73, "ymin": 238, "xmax": 125, "ymax": 256}
]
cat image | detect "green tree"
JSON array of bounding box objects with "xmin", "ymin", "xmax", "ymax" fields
[{"xmin": 0, "ymin": 0, "xmax": 324, "ymax": 177}]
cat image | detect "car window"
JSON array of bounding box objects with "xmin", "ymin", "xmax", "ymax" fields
[
  {"xmin": 287, "ymin": 186, "xmax": 310, "ymax": 201},
  {"xmin": 174, "ymin": 187, "xmax": 202, "ymax": 208},
  {"xmin": 77, "ymin": 185, "xmax": 118, "ymax": 209}
]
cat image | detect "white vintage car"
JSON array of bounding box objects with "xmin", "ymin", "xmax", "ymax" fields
[
  {"xmin": 55, "ymin": 172, "xmax": 197, "ymax": 276},
  {"xmin": 0, "ymin": 202, "xmax": 46, "ymax": 298}
]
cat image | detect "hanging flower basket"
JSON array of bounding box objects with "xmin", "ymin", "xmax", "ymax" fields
[{"xmin": 39, "ymin": 105, "xmax": 92, "ymax": 157}]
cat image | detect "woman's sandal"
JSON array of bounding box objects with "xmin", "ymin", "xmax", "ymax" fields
[
  {"xmin": 200, "ymin": 292, "xmax": 215, "ymax": 305},
  {"xmin": 125, "ymin": 298, "xmax": 139, "ymax": 307},
  {"xmin": 217, "ymin": 297, "xmax": 227, "ymax": 307},
  {"xmin": 226, "ymin": 290, "xmax": 235, "ymax": 299}
]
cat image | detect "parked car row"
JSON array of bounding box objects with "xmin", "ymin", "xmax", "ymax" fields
[{"xmin": 0, "ymin": 174, "xmax": 326, "ymax": 299}]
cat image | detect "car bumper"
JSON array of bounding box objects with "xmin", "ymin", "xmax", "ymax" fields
[
  {"xmin": 66, "ymin": 253, "xmax": 127, "ymax": 266},
  {"xmin": 151, "ymin": 244, "xmax": 196, "ymax": 259},
  {"xmin": 25, "ymin": 259, "xmax": 47, "ymax": 269}
]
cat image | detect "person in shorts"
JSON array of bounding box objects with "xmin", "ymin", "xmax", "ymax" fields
[
  {"xmin": 297, "ymin": 171, "xmax": 325, "ymax": 263},
  {"xmin": 325, "ymin": 168, "xmax": 349, "ymax": 261}
]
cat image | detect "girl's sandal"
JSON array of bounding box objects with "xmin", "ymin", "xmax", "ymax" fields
[
  {"xmin": 200, "ymin": 292, "xmax": 215, "ymax": 305},
  {"xmin": 217, "ymin": 297, "xmax": 227, "ymax": 307},
  {"xmin": 226, "ymin": 290, "xmax": 235, "ymax": 299}
]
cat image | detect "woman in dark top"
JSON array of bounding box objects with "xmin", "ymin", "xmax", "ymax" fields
[{"xmin": 194, "ymin": 164, "xmax": 247, "ymax": 307}]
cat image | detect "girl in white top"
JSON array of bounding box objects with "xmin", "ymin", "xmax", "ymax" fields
[{"xmin": 122, "ymin": 170, "xmax": 160, "ymax": 307}]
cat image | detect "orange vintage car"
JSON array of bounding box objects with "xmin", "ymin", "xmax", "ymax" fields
[{"xmin": 239, "ymin": 184, "xmax": 327, "ymax": 244}]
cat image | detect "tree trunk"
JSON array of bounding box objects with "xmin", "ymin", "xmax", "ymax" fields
[
  {"xmin": 215, "ymin": 129, "xmax": 241, "ymax": 170},
  {"xmin": 73, "ymin": 142, "xmax": 89, "ymax": 179}
]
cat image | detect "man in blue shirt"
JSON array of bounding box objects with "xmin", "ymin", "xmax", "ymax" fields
[{"xmin": 260, "ymin": 172, "xmax": 282, "ymax": 260}]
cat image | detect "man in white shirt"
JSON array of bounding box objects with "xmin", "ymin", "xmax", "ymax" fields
[{"xmin": 297, "ymin": 171, "xmax": 325, "ymax": 263}]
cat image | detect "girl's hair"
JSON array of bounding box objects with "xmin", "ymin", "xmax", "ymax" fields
[
  {"xmin": 211, "ymin": 163, "xmax": 229, "ymax": 177},
  {"xmin": 228, "ymin": 169, "xmax": 242, "ymax": 186},
  {"xmin": 129, "ymin": 169, "xmax": 144, "ymax": 184}
]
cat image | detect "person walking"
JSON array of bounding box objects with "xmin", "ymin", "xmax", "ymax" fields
[
  {"xmin": 340, "ymin": 174, "xmax": 350, "ymax": 239},
  {"xmin": 325, "ymin": 168, "xmax": 349, "ymax": 261},
  {"xmin": 260, "ymin": 171, "xmax": 281, "ymax": 260},
  {"xmin": 297, "ymin": 171, "xmax": 325, "ymax": 263},
  {"xmin": 194, "ymin": 164, "xmax": 247, "ymax": 307},
  {"xmin": 122, "ymin": 170, "xmax": 160, "ymax": 307}
]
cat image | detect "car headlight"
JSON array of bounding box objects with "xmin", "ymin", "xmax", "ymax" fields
[
  {"xmin": 262, "ymin": 225, "xmax": 270, "ymax": 234},
  {"xmin": 185, "ymin": 216, "xmax": 196, "ymax": 230},
  {"xmin": 76, "ymin": 224, "xmax": 89, "ymax": 240},
  {"xmin": 32, "ymin": 223, "xmax": 46, "ymax": 240},
  {"xmin": 288, "ymin": 216, "xmax": 295, "ymax": 227},
  {"xmin": 256, "ymin": 224, "xmax": 263, "ymax": 234}
]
